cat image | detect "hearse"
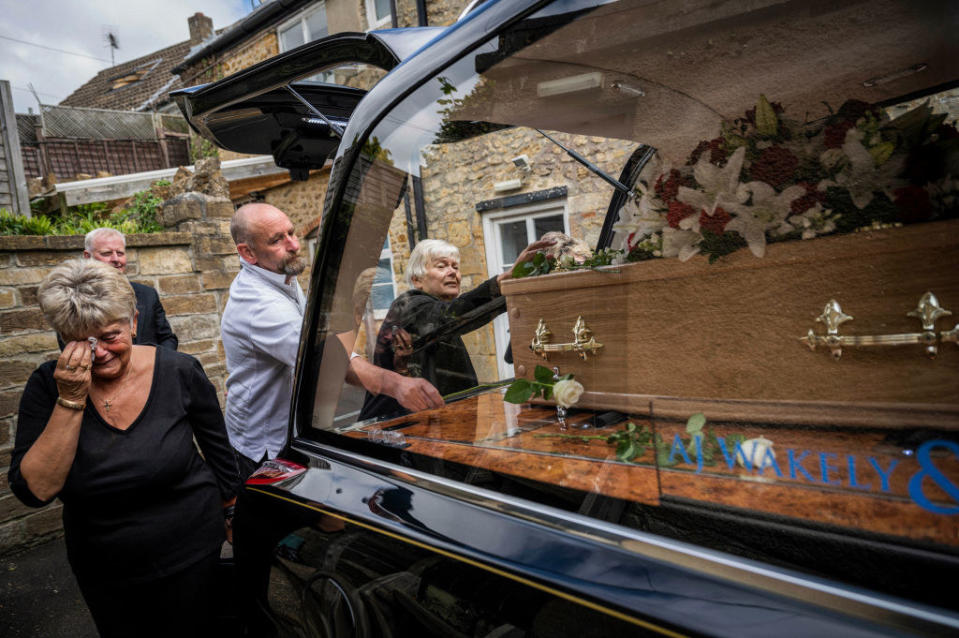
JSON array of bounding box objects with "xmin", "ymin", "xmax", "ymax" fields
[{"xmin": 175, "ymin": 1, "xmax": 959, "ymax": 635}]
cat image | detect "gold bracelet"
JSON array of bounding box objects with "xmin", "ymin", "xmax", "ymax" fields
[{"xmin": 56, "ymin": 397, "xmax": 86, "ymax": 411}]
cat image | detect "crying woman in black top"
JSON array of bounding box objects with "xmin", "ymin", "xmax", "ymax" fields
[{"xmin": 7, "ymin": 259, "xmax": 241, "ymax": 638}]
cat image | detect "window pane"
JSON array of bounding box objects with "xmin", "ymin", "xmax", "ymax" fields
[
  {"xmin": 498, "ymin": 220, "xmax": 528, "ymax": 265},
  {"xmin": 374, "ymin": 0, "xmax": 391, "ymax": 21},
  {"xmin": 279, "ymin": 23, "xmax": 305, "ymax": 51},
  {"xmin": 374, "ymin": 258, "xmax": 392, "ymax": 283},
  {"xmin": 533, "ymin": 214, "xmax": 564, "ymax": 239},
  {"xmin": 370, "ymin": 282, "xmax": 395, "ymax": 310},
  {"xmin": 372, "ymin": 254, "xmax": 395, "ymax": 312},
  {"xmin": 305, "ymin": 7, "xmax": 328, "ymax": 41}
]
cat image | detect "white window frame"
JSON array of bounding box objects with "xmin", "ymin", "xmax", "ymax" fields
[
  {"xmin": 482, "ymin": 199, "xmax": 569, "ymax": 379},
  {"xmin": 365, "ymin": 0, "xmax": 393, "ymax": 30},
  {"xmin": 276, "ymin": 2, "xmax": 328, "ymax": 53}
]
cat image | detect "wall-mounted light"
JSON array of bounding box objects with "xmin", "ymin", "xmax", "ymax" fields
[
  {"xmin": 511, "ymin": 154, "xmax": 532, "ymax": 173},
  {"xmin": 494, "ymin": 178, "xmax": 523, "ymax": 193}
]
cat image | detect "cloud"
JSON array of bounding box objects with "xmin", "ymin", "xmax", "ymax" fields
[{"xmin": 0, "ymin": 0, "xmax": 250, "ymax": 113}]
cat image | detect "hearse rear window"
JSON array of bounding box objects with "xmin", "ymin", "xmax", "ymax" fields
[{"xmin": 303, "ymin": 0, "xmax": 959, "ymax": 610}]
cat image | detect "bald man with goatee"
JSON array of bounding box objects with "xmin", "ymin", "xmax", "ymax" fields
[{"xmin": 221, "ymin": 204, "xmax": 308, "ymax": 478}]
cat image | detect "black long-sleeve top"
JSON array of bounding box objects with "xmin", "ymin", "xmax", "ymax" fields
[
  {"xmin": 8, "ymin": 347, "xmax": 240, "ymax": 585},
  {"xmin": 358, "ymin": 276, "xmax": 503, "ymax": 420}
]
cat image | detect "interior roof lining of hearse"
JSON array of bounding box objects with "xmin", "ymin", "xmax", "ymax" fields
[{"xmin": 455, "ymin": 0, "xmax": 959, "ymax": 163}]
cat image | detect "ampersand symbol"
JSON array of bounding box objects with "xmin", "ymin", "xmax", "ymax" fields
[{"xmin": 908, "ymin": 439, "xmax": 959, "ymax": 515}]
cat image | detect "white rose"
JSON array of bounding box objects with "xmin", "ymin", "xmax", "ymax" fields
[
  {"xmin": 553, "ymin": 379, "xmax": 584, "ymax": 408},
  {"xmin": 736, "ymin": 436, "xmax": 775, "ymax": 469}
]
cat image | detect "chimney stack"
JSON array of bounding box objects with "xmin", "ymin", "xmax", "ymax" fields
[{"xmin": 188, "ymin": 13, "xmax": 213, "ymax": 45}]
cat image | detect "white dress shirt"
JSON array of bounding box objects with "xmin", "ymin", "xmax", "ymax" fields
[{"xmin": 221, "ymin": 260, "xmax": 306, "ymax": 461}]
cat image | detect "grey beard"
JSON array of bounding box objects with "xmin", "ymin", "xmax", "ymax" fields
[{"xmin": 283, "ymin": 256, "xmax": 307, "ymax": 277}]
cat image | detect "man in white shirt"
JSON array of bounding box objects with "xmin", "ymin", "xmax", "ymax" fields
[{"xmin": 222, "ymin": 203, "xmax": 442, "ymax": 478}]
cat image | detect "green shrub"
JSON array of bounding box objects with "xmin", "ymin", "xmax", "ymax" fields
[
  {"xmin": 189, "ymin": 134, "xmax": 219, "ymax": 162},
  {"xmin": 0, "ymin": 208, "xmax": 55, "ymax": 235},
  {"xmin": 0, "ymin": 181, "xmax": 170, "ymax": 236}
]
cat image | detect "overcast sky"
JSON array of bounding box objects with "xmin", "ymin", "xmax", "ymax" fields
[{"xmin": 0, "ymin": 0, "xmax": 254, "ymax": 114}]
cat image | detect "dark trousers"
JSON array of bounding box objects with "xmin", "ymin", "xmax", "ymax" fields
[{"xmin": 77, "ymin": 549, "xmax": 221, "ymax": 638}]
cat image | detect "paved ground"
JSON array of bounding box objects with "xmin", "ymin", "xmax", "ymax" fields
[{"xmin": 0, "ymin": 536, "xmax": 97, "ymax": 637}]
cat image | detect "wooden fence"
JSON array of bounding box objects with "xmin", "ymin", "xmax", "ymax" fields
[{"xmin": 20, "ymin": 137, "xmax": 190, "ymax": 182}]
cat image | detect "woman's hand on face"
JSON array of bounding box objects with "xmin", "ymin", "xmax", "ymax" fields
[
  {"xmin": 497, "ymin": 237, "xmax": 557, "ymax": 282},
  {"xmin": 54, "ymin": 340, "xmax": 93, "ymax": 402}
]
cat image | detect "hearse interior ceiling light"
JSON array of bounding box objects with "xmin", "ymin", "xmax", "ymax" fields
[
  {"xmin": 863, "ymin": 63, "xmax": 928, "ymax": 88},
  {"xmin": 610, "ymin": 80, "xmax": 645, "ymax": 97},
  {"xmin": 536, "ymin": 71, "xmax": 603, "ymax": 97}
]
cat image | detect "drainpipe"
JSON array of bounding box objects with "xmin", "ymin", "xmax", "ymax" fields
[
  {"xmin": 403, "ymin": 188, "xmax": 417, "ymax": 249},
  {"xmin": 416, "ymin": 0, "xmax": 428, "ymax": 26},
  {"xmin": 412, "ymin": 175, "xmax": 428, "ymax": 239}
]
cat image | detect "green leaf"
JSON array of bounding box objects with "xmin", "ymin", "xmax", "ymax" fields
[
  {"xmin": 503, "ymin": 379, "xmax": 534, "ymax": 404},
  {"xmin": 685, "ymin": 412, "xmax": 706, "ymax": 434},
  {"xmin": 542, "ymin": 385, "xmax": 553, "ymax": 400},
  {"xmin": 655, "ymin": 439, "xmax": 675, "ymax": 467},
  {"xmin": 755, "ymin": 94, "xmax": 778, "ymax": 137},
  {"xmin": 868, "ymin": 141, "xmax": 895, "ymax": 166},
  {"xmin": 534, "ymin": 365, "xmax": 555, "ymax": 384},
  {"xmin": 511, "ymin": 261, "xmax": 537, "ymax": 279}
]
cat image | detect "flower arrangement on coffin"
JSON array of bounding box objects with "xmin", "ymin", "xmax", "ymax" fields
[{"xmin": 612, "ymin": 96, "xmax": 959, "ymax": 263}]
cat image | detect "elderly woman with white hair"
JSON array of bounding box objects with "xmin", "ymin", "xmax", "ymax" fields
[
  {"xmin": 8, "ymin": 259, "xmax": 240, "ymax": 638},
  {"xmin": 359, "ymin": 237, "xmax": 551, "ymax": 420}
]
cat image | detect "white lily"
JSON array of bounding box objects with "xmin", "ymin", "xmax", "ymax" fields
[
  {"xmin": 786, "ymin": 203, "xmax": 838, "ymax": 240},
  {"xmin": 660, "ymin": 227, "xmax": 701, "ymax": 261},
  {"xmin": 611, "ymin": 188, "xmax": 666, "ymax": 251},
  {"xmin": 677, "ymin": 146, "xmax": 749, "ymax": 217},
  {"xmin": 818, "ymin": 128, "xmax": 906, "ymax": 209},
  {"xmin": 726, "ymin": 181, "xmax": 806, "ymax": 257}
]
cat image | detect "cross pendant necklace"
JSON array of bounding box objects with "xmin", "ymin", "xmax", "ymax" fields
[{"xmin": 98, "ymin": 361, "xmax": 135, "ymax": 413}]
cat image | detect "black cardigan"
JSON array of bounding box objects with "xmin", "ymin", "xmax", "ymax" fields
[{"xmin": 359, "ymin": 276, "xmax": 503, "ymax": 420}]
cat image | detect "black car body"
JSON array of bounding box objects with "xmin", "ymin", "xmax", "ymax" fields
[{"xmin": 175, "ymin": 1, "xmax": 959, "ymax": 635}]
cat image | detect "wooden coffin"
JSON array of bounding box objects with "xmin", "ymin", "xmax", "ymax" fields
[
  {"xmin": 348, "ymin": 394, "xmax": 959, "ymax": 549},
  {"xmin": 501, "ymin": 219, "xmax": 959, "ymax": 426}
]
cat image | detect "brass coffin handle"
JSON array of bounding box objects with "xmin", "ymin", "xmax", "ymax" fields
[
  {"xmin": 530, "ymin": 316, "xmax": 604, "ymax": 361},
  {"xmin": 800, "ymin": 292, "xmax": 957, "ymax": 360}
]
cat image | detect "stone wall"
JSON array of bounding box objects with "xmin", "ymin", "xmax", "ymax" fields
[{"xmin": 257, "ymin": 170, "xmax": 331, "ymax": 231}]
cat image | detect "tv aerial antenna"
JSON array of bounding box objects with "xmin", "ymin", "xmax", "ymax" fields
[{"xmin": 102, "ymin": 26, "xmax": 120, "ymax": 66}]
